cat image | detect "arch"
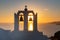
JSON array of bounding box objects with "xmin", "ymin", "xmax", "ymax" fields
[
  {"xmin": 28, "ymin": 13, "xmax": 33, "ymax": 21},
  {"xmin": 28, "ymin": 13, "xmax": 33, "ymax": 16},
  {"xmin": 17, "ymin": 10, "xmax": 24, "ymax": 16},
  {"xmin": 28, "ymin": 13, "xmax": 34, "ymax": 31},
  {"xmin": 18, "ymin": 12, "xmax": 24, "ymax": 31},
  {"xmin": 28, "ymin": 11, "xmax": 35, "ymax": 15},
  {"xmin": 19, "ymin": 13, "xmax": 24, "ymax": 21}
]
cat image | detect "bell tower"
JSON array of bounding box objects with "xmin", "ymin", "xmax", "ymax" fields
[{"xmin": 14, "ymin": 5, "xmax": 37, "ymax": 31}]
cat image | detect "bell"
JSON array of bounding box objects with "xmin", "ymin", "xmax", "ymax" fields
[
  {"xmin": 29, "ymin": 17, "xmax": 32, "ymax": 21},
  {"xmin": 20, "ymin": 15, "xmax": 23, "ymax": 21}
]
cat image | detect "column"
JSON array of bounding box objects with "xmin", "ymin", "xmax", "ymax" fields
[{"xmin": 14, "ymin": 13, "xmax": 19, "ymax": 31}]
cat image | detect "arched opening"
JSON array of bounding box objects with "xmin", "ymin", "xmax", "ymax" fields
[
  {"xmin": 19, "ymin": 13, "xmax": 24, "ymax": 31},
  {"xmin": 28, "ymin": 13, "xmax": 33, "ymax": 31}
]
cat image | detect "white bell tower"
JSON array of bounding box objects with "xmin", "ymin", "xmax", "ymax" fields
[{"xmin": 14, "ymin": 5, "xmax": 37, "ymax": 32}]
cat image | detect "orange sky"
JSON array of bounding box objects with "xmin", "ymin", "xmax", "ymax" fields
[
  {"xmin": 0, "ymin": 0, "xmax": 60, "ymax": 23},
  {"xmin": 0, "ymin": 6, "xmax": 60, "ymax": 23}
]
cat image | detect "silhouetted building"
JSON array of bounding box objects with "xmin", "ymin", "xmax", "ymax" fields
[
  {"xmin": 49, "ymin": 31, "xmax": 60, "ymax": 40},
  {"xmin": 14, "ymin": 5, "xmax": 37, "ymax": 31},
  {"xmin": 13, "ymin": 5, "xmax": 48, "ymax": 40},
  {"xmin": 0, "ymin": 5, "xmax": 49, "ymax": 40}
]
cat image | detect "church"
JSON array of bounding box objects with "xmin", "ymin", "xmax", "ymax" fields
[{"xmin": 13, "ymin": 5, "xmax": 49, "ymax": 40}]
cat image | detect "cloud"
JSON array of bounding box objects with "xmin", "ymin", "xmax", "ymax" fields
[{"xmin": 43, "ymin": 8, "xmax": 48, "ymax": 11}]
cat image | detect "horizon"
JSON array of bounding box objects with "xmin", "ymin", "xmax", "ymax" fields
[{"xmin": 0, "ymin": 23, "xmax": 60, "ymax": 37}]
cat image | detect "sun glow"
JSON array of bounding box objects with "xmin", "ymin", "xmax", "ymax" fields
[
  {"xmin": 28, "ymin": 13, "xmax": 33, "ymax": 21},
  {"xmin": 28, "ymin": 16, "xmax": 33, "ymax": 21},
  {"xmin": 28, "ymin": 13, "xmax": 33, "ymax": 31},
  {"xmin": 19, "ymin": 22, "xmax": 24, "ymax": 31},
  {"xmin": 28, "ymin": 22, "xmax": 33, "ymax": 31}
]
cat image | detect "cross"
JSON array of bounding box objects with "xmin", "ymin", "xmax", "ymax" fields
[{"xmin": 25, "ymin": 5, "xmax": 27, "ymax": 8}]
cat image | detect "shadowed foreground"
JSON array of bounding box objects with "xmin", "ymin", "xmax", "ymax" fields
[{"xmin": 0, "ymin": 28, "xmax": 48, "ymax": 40}]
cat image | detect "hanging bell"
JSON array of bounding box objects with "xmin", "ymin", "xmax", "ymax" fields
[
  {"xmin": 29, "ymin": 17, "xmax": 32, "ymax": 21},
  {"xmin": 20, "ymin": 15, "xmax": 23, "ymax": 21}
]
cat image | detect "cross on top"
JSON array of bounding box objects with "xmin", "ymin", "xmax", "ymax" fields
[
  {"xmin": 25, "ymin": 5, "xmax": 27, "ymax": 8},
  {"xmin": 25, "ymin": 5, "xmax": 28, "ymax": 11}
]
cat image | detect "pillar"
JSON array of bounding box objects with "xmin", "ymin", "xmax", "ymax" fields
[
  {"xmin": 24, "ymin": 11, "xmax": 28, "ymax": 31},
  {"xmin": 14, "ymin": 13, "xmax": 19, "ymax": 31},
  {"xmin": 33, "ymin": 13, "xmax": 37, "ymax": 31}
]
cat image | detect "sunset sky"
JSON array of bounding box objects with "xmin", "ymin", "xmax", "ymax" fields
[{"xmin": 0, "ymin": 0, "xmax": 60, "ymax": 23}]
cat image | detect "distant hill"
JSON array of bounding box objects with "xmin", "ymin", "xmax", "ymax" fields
[
  {"xmin": 46, "ymin": 21, "xmax": 60, "ymax": 25},
  {"xmin": 38, "ymin": 21, "xmax": 60, "ymax": 37}
]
